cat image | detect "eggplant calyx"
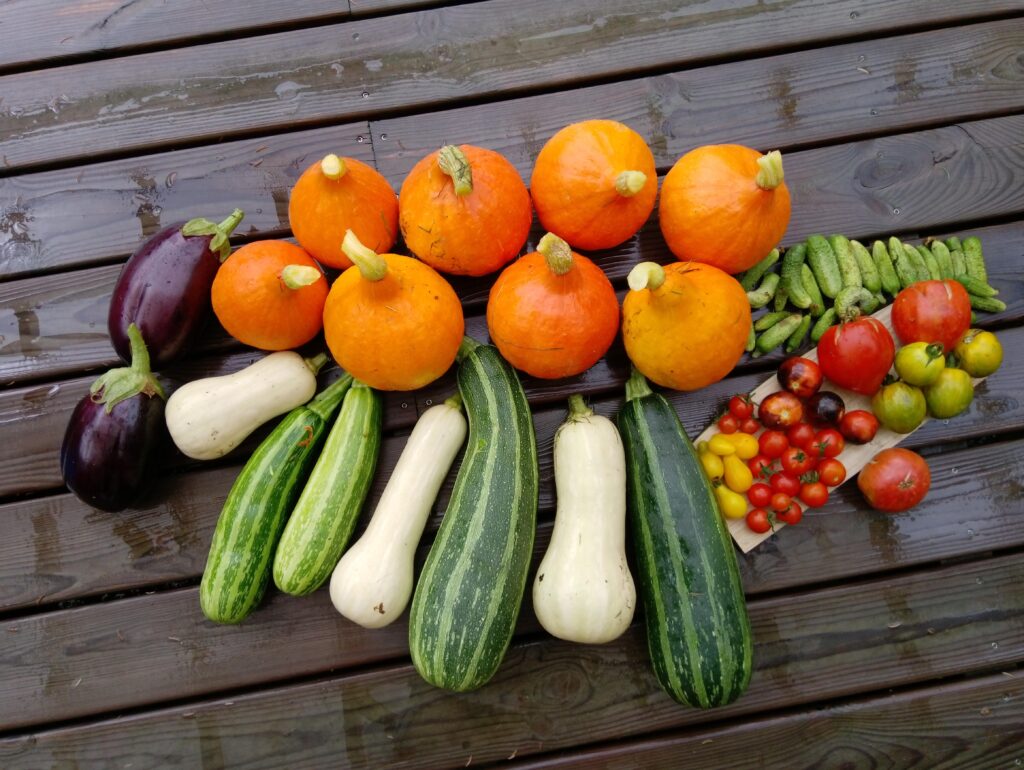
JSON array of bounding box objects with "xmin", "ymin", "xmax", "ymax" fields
[
  {"xmin": 91, "ymin": 324, "xmax": 166, "ymax": 412},
  {"xmin": 181, "ymin": 208, "xmax": 245, "ymax": 262}
]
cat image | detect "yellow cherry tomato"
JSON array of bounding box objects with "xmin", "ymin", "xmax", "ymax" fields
[
  {"xmin": 708, "ymin": 434, "xmax": 737, "ymax": 456},
  {"xmin": 723, "ymin": 454, "xmax": 754, "ymax": 493},
  {"xmin": 715, "ymin": 484, "xmax": 748, "ymax": 520},
  {"xmin": 699, "ymin": 449, "xmax": 724, "ymax": 480},
  {"xmin": 724, "ymin": 432, "xmax": 759, "ymax": 460}
]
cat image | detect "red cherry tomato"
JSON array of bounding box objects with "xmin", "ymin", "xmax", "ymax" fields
[
  {"xmin": 799, "ymin": 481, "xmax": 829, "ymax": 508},
  {"xmin": 818, "ymin": 316, "xmax": 896, "ymax": 395},
  {"xmin": 718, "ymin": 413, "xmax": 739, "ymax": 434},
  {"xmin": 781, "ymin": 446, "xmax": 816, "ymax": 475},
  {"xmin": 776, "ymin": 500, "xmax": 804, "ymax": 525},
  {"xmin": 747, "ymin": 483, "xmax": 773, "ymax": 508},
  {"xmin": 817, "ymin": 458, "xmax": 847, "ymax": 487},
  {"xmin": 728, "ymin": 394, "xmax": 754, "ymax": 420},
  {"xmin": 857, "ymin": 448, "xmax": 931, "ymax": 512},
  {"xmin": 777, "ymin": 356, "xmax": 823, "ymax": 399},
  {"xmin": 839, "ymin": 410, "xmax": 880, "ymax": 445},
  {"xmin": 740, "ymin": 417, "xmax": 761, "ymax": 434},
  {"xmin": 748, "ymin": 455, "xmax": 776, "ymax": 481},
  {"xmin": 746, "ymin": 508, "xmax": 772, "ymax": 534},
  {"xmin": 786, "ymin": 422, "xmax": 817, "ymax": 451},
  {"xmin": 812, "ymin": 428, "xmax": 845, "ymax": 459},
  {"xmin": 770, "ymin": 492, "xmax": 792, "ymax": 512},
  {"xmin": 758, "ymin": 430, "xmax": 789, "ymax": 459},
  {"xmin": 770, "ymin": 472, "xmax": 801, "ymax": 496},
  {"xmin": 891, "ymin": 279, "xmax": 972, "ymax": 353},
  {"xmin": 758, "ymin": 391, "xmax": 804, "ymax": 429}
]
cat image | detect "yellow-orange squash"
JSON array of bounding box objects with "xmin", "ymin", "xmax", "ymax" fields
[
  {"xmin": 288, "ymin": 154, "xmax": 399, "ymax": 269},
  {"xmin": 399, "ymin": 144, "xmax": 531, "ymax": 276},
  {"xmin": 659, "ymin": 145, "xmax": 791, "ymax": 274},
  {"xmin": 486, "ymin": 233, "xmax": 619, "ymax": 379},
  {"xmin": 530, "ymin": 120, "xmax": 657, "ymax": 251},
  {"xmin": 323, "ymin": 231, "xmax": 464, "ymax": 391},
  {"xmin": 622, "ymin": 261, "xmax": 751, "ymax": 391}
]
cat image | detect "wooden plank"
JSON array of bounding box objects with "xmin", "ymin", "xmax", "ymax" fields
[
  {"xmin": 511, "ymin": 672, "xmax": 1024, "ymax": 769},
  {"xmin": 0, "ymin": 0, "xmax": 352, "ymax": 72},
  {"xmin": 374, "ymin": 18, "xmax": 1024, "ymax": 181},
  {"xmin": 2, "ymin": 554, "xmax": 1020, "ymax": 766},
  {"xmin": 349, "ymin": 0, "xmax": 442, "ymax": 15},
  {"xmin": 0, "ymin": 122, "xmax": 372, "ymax": 280},
  {"xmin": 1, "ymin": 0, "xmax": 1019, "ymax": 171}
]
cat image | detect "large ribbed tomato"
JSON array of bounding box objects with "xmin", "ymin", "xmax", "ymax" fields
[
  {"xmin": 817, "ymin": 317, "xmax": 895, "ymax": 396},
  {"xmin": 891, "ymin": 279, "xmax": 971, "ymax": 353}
]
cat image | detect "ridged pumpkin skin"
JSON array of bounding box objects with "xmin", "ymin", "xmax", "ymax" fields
[
  {"xmin": 399, "ymin": 145, "xmax": 532, "ymax": 276},
  {"xmin": 622, "ymin": 262, "xmax": 751, "ymax": 391},
  {"xmin": 323, "ymin": 237, "xmax": 464, "ymax": 391},
  {"xmin": 288, "ymin": 155, "xmax": 398, "ymax": 269},
  {"xmin": 531, "ymin": 120, "xmax": 657, "ymax": 251},
  {"xmin": 659, "ymin": 145, "xmax": 791, "ymax": 274},
  {"xmin": 486, "ymin": 235, "xmax": 619, "ymax": 379}
]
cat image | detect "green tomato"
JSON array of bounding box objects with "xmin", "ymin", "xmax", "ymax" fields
[
  {"xmin": 871, "ymin": 382, "xmax": 927, "ymax": 434},
  {"xmin": 954, "ymin": 329, "xmax": 1003, "ymax": 378},
  {"xmin": 894, "ymin": 342, "xmax": 946, "ymax": 386},
  {"xmin": 924, "ymin": 368, "xmax": 974, "ymax": 419}
]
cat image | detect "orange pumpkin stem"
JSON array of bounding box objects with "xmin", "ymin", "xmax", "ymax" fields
[
  {"xmin": 341, "ymin": 229, "xmax": 388, "ymax": 282},
  {"xmin": 627, "ymin": 261, "xmax": 666, "ymax": 292},
  {"xmin": 614, "ymin": 170, "xmax": 647, "ymax": 197},
  {"xmin": 537, "ymin": 232, "xmax": 574, "ymax": 276},
  {"xmin": 280, "ymin": 264, "xmax": 323, "ymax": 290},
  {"xmin": 320, "ymin": 154, "xmax": 348, "ymax": 180},
  {"xmin": 755, "ymin": 150, "xmax": 785, "ymax": 190},
  {"xmin": 437, "ymin": 145, "xmax": 473, "ymax": 196}
]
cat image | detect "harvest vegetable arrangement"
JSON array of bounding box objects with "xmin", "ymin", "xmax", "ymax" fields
[{"xmin": 60, "ymin": 118, "xmax": 1007, "ymax": 710}]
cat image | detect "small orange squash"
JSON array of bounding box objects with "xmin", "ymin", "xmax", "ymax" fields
[
  {"xmin": 622, "ymin": 261, "xmax": 751, "ymax": 391},
  {"xmin": 212, "ymin": 240, "xmax": 327, "ymax": 350},
  {"xmin": 323, "ymin": 231, "xmax": 464, "ymax": 391},
  {"xmin": 530, "ymin": 120, "xmax": 657, "ymax": 251},
  {"xmin": 659, "ymin": 145, "xmax": 791, "ymax": 274},
  {"xmin": 399, "ymin": 145, "xmax": 532, "ymax": 276},
  {"xmin": 288, "ymin": 154, "xmax": 398, "ymax": 269},
  {"xmin": 486, "ymin": 233, "xmax": 619, "ymax": 379}
]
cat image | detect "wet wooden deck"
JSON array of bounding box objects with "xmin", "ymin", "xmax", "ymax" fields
[{"xmin": 1, "ymin": 1, "xmax": 1023, "ymax": 767}]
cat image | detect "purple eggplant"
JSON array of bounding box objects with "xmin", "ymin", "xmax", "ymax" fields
[
  {"xmin": 61, "ymin": 324, "xmax": 168, "ymax": 512},
  {"xmin": 108, "ymin": 208, "xmax": 244, "ymax": 366}
]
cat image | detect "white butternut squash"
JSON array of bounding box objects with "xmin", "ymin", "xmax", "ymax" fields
[
  {"xmin": 533, "ymin": 395, "xmax": 635, "ymax": 644},
  {"xmin": 330, "ymin": 396, "xmax": 466, "ymax": 628},
  {"xmin": 166, "ymin": 352, "xmax": 325, "ymax": 460}
]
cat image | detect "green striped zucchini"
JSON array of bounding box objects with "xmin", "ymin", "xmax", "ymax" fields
[
  {"xmin": 273, "ymin": 380, "xmax": 382, "ymax": 596},
  {"xmin": 617, "ymin": 369, "xmax": 752, "ymax": 708},
  {"xmin": 199, "ymin": 374, "xmax": 353, "ymax": 624},
  {"xmin": 409, "ymin": 339, "xmax": 539, "ymax": 692}
]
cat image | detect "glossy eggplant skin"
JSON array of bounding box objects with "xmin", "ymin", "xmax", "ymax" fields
[{"xmin": 60, "ymin": 391, "xmax": 166, "ymax": 512}]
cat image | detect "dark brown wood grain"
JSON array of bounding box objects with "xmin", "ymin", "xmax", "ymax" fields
[
  {"xmin": 1, "ymin": 555, "xmax": 1020, "ymax": 765},
  {"xmin": 511, "ymin": 672, "xmax": 1024, "ymax": 770},
  {"xmin": 349, "ymin": 0, "xmax": 444, "ymax": 14},
  {"xmin": 1, "ymin": 0, "xmax": 1019, "ymax": 171}
]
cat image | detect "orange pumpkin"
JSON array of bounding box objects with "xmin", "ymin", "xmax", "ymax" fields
[
  {"xmin": 323, "ymin": 231, "xmax": 464, "ymax": 391},
  {"xmin": 659, "ymin": 145, "xmax": 791, "ymax": 274},
  {"xmin": 622, "ymin": 261, "xmax": 751, "ymax": 391},
  {"xmin": 530, "ymin": 120, "xmax": 657, "ymax": 251},
  {"xmin": 486, "ymin": 233, "xmax": 619, "ymax": 379},
  {"xmin": 212, "ymin": 240, "xmax": 327, "ymax": 350},
  {"xmin": 288, "ymin": 154, "xmax": 398, "ymax": 269},
  {"xmin": 399, "ymin": 145, "xmax": 532, "ymax": 276}
]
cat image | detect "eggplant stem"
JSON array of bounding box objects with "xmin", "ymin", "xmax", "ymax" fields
[
  {"xmin": 90, "ymin": 324, "xmax": 165, "ymax": 412},
  {"xmin": 181, "ymin": 208, "xmax": 245, "ymax": 262}
]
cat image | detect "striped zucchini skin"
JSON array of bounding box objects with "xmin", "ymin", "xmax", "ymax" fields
[
  {"xmin": 617, "ymin": 371, "xmax": 752, "ymax": 708},
  {"xmin": 409, "ymin": 342, "xmax": 538, "ymax": 692},
  {"xmin": 273, "ymin": 381, "xmax": 382, "ymax": 596},
  {"xmin": 199, "ymin": 374, "xmax": 353, "ymax": 624}
]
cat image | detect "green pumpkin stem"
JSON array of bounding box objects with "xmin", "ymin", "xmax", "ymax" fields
[
  {"xmin": 280, "ymin": 264, "xmax": 323, "ymax": 290},
  {"xmin": 627, "ymin": 261, "xmax": 666, "ymax": 292},
  {"xmin": 537, "ymin": 232, "xmax": 574, "ymax": 276},
  {"xmin": 320, "ymin": 154, "xmax": 348, "ymax": 180},
  {"xmin": 342, "ymin": 230, "xmax": 388, "ymax": 281},
  {"xmin": 755, "ymin": 150, "xmax": 785, "ymax": 190},
  {"xmin": 614, "ymin": 170, "xmax": 647, "ymax": 197},
  {"xmin": 438, "ymin": 145, "xmax": 473, "ymax": 196}
]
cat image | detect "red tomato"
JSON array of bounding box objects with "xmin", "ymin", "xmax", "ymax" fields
[
  {"xmin": 777, "ymin": 357, "xmax": 823, "ymax": 399},
  {"xmin": 718, "ymin": 413, "xmax": 739, "ymax": 434},
  {"xmin": 818, "ymin": 458, "xmax": 847, "ymax": 487},
  {"xmin": 818, "ymin": 317, "xmax": 895, "ymax": 395},
  {"xmin": 770, "ymin": 492, "xmax": 792, "ymax": 512},
  {"xmin": 748, "ymin": 455, "xmax": 776, "ymax": 481},
  {"xmin": 758, "ymin": 430, "xmax": 789, "ymax": 459},
  {"xmin": 728, "ymin": 394, "xmax": 754, "ymax": 420},
  {"xmin": 799, "ymin": 481, "xmax": 829, "ymax": 508},
  {"xmin": 891, "ymin": 279, "xmax": 972, "ymax": 353},
  {"xmin": 746, "ymin": 508, "xmax": 772, "ymax": 534},
  {"xmin": 786, "ymin": 422, "xmax": 817, "ymax": 451},
  {"xmin": 740, "ymin": 417, "xmax": 761, "ymax": 434},
  {"xmin": 839, "ymin": 410, "xmax": 879, "ymax": 445},
  {"xmin": 857, "ymin": 447, "xmax": 931, "ymax": 512},
  {"xmin": 777, "ymin": 500, "xmax": 804, "ymax": 525},
  {"xmin": 812, "ymin": 428, "xmax": 845, "ymax": 459},
  {"xmin": 770, "ymin": 472, "xmax": 801, "ymax": 496},
  {"xmin": 781, "ymin": 446, "xmax": 816, "ymax": 475},
  {"xmin": 758, "ymin": 391, "xmax": 804, "ymax": 429},
  {"xmin": 747, "ymin": 483, "xmax": 773, "ymax": 508}
]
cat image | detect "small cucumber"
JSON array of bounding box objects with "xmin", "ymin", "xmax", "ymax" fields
[
  {"xmin": 806, "ymin": 235, "xmax": 843, "ymax": 298},
  {"xmin": 800, "ymin": 263, "xmax": 825, "ymax": 317},
  {"xmin": 746, "ymin": 272, "xmax": 780, "ymax": 309},
  {"xmin": 850, "ymin": 240, "xmax": 880, "ymax": 292},
  {"xmin": 903, "ymin": 242, "xmax": 930, "ymax": 283},
  {"xmin": 811, "ymin": 307, "xmax": 838, "ymax": 342},
  {"xmin": 781, "ymin": 242, "xmax": 812, "ymax": 309},
  {"xmin": 928, "ymin": 241, "xmax": 955, "ymax": 279},
  {"xmin": 785, "ymin": 314, "xmax": 811, "ymax": 353},
  {"xmin": 969, "ymin": 294, "xmax": 1006, "ymax": 313},
  {"xmin": 745, "ymin": 325, "xmax": 756, "ymax": 353},
  {"xmin": 774, "ymin": 285, "xmax": 789, "ymax": 312},
  {"xmin": 962, "ymin": 237, "xmax": 988, "ymax": 282},
  {"xmin": 756, "ymin": 313, "xmax": 803, "ymax": 354},
  {"xmin": 950, "ymin": 248, "xmax": 968, "ymax": 277},
  {"xmin": 916, "ymin": 245, "xmax": 941, "ymax": 280},
  {"xmin": 873, "ymin": 291, "xmax": 887, "ymax": 309},
  {"xmin": 754, "ymin": 311, "xmax": 789, "ymax": 332},
  {"xmin": 835, "ymin": 286, "xmax": 877, "ymax": 321},
  {"xmin": 828, "ymin": 235, "xmax": 862, "ymax": 289},
  {"xmin": 889, "ymin": 238, "xmax": 918, "ymax": 288},
  {"xmin": 945, "ymin": 236, "xmax": 963, "ymax": 253},
  {"xmin": 954, "ymin": 275, "xmax": 999, "ymax": 297},
  {"xmin": 871, "ymin": 240, "xmax": 901, "ymax": 296},
  {"xmin": 739, "ymin": 249, "xmax": 780, "ymax": 291}
]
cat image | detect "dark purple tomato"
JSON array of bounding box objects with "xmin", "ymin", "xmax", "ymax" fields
[
  {"xmin": 805, "ymin": 391, "xmax": 846, "ymax": 426},
  {"xmin": 777, "ymin": 357, "xmax": 823, "ymax": 399}
]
